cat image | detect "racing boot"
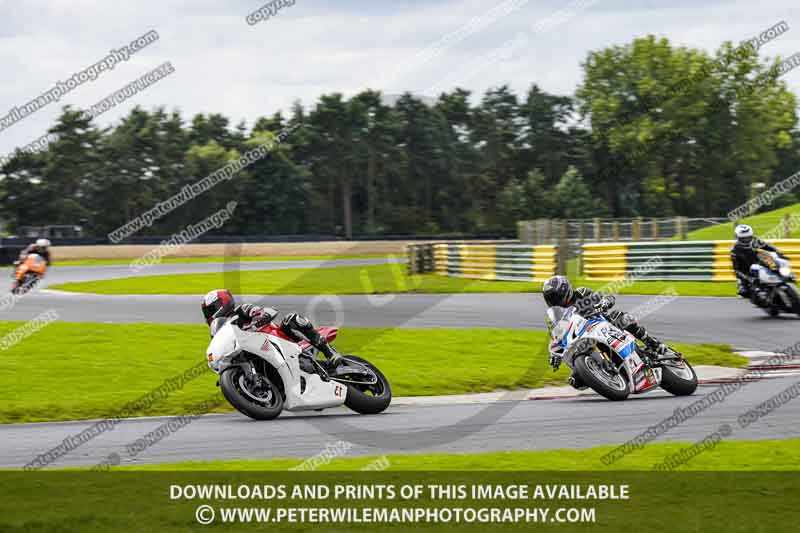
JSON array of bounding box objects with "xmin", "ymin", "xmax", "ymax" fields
[
  {"xmin": 283, "ymin": 313, "xmax": 343, "ymax": 367},
  {"xmin": 568, "ymin": 373, "xmax": 588, "ymax": 390},
  {"xmin": 751, "ymin": 288, "xmax": 770, "ymax": 309},
  {"xmin": 640, "ymin": 334, "xmax": 669, "ymax": 363},
  {"xmin": 310, "ymin": 331, "xmax": 343, "ymax": 367},
  {"xmin": 736, "ymin": 277, "xmax": 752, "ymax": 298}
]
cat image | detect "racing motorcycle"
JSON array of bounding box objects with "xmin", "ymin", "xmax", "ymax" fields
[
  {"xmin": 10, "ymin": 253, "xmax": 48, "ymax": 294},
  {"xmin": 748, "ymin": 249, "xmax": 800, "ymax": 317},
  {"xmin": 546, "ymin": 306, "xmax": 697, "ymax": 401},
  {"xmin": 206, "ymin": 317, "xmax": 392, "ymax": 420}
]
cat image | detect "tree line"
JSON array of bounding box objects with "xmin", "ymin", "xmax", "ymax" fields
[{"xmin": 1, "ymin": 35, "xmax": 798, "ymax": 239}]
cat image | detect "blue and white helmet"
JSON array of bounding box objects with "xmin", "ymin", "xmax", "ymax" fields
[{"xmin": 735, "ymin": 224, "xmax": 753, "ymax": 245}]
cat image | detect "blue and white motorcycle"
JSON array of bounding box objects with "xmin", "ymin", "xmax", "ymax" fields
[{"xmin": 546, "ymin": 306, "xmax": 698, "ymax": 401}]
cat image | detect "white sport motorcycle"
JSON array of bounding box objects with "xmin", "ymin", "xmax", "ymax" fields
[
  {"xmin": 748, "ymin": 249, "xmax": 800, "ymax": 317},
  {"xmin": 546, "ymin": 306, "xmax": 698, "ymax": 401},
  {"xmin": 206, "ymin": 317, "xmax": 392, "ymax": 420}
]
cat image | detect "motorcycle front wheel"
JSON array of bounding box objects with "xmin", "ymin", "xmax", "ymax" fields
[
  {"xmin": 220, "ymin": 366, "xmax": 284, "ymax": 420},
  {"xmin": 574, "ymin": 352, "xmax": 629, "ymax": 401},
  {"xmin": 22, "ymin": 274, "xmax": 38, "ymax": 292},
  {"xmin": 784, "ymin": 283, "xmax": 800, "ymax": 316},
  {"xmin": 11, "ymin": 273, "xmax": 36, "ymax": 295}
]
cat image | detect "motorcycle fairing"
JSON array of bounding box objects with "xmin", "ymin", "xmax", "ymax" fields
[
  {"xmin": 14, "ymin": 253, "xmax": 47, "ymax": 282},
  {"xmin": 207, "ymin": 321, "xmax": 346, "ymax": 412},
  {"xmin": 751, "ymin": 264, "xmax": 782, "ymax": 285},
  {"xmin": 550, "ymin": 307, "xmax": 661, "ymax": 394}
]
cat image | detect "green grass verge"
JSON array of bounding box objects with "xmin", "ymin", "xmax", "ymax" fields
[
  {"xmin": 0, "ymin": 321, "xmax": 744, "ymax": 424},
  {"xmin": 55, "ymin": 254, "xmax": 392, "ymax": 266},
  {"xmin": 49, "ymin": 263, "xmax": 739, "ymax": 296},
  {"xmin": 118, "ymin": 438, "xmax": 800, "ymax": 471},
  {"xmin": 685, "ymin": 202, "xmax": 800, "ymax": 241}
]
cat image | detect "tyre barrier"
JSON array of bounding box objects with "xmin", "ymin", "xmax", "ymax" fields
[
  {"xmin": 431, "ymin": 243, "xmax": 557, "ymax": 282},
  {"xmin": 583, "ymin": 240, "xmax": 800, "ymax": 281}
]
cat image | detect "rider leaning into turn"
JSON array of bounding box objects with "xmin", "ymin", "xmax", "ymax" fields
[
  {"xmin": 730, "ymin": 224, "xmax": 786, "ymax": 302},
  {"xmin": 200, "ymin": 289, "xmax": 343, "ymax": 367},
  {"xmin": 542, "ymin": 275, "xmax": 668, "ymax": 362},
  {"xmin": 14, "ymin": 238, "xmax": 51, "ymax": 266}
]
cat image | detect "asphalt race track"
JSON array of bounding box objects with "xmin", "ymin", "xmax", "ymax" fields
[
  {"xmin": 2, "ymin": 376, "xmax": 798, "ymax": 468},
  {"xmin": 4, "ymin": 291, "xmax": 798, "ymax": 349},
  {"xmin": 2, "ymin": 259, "xmax": 798, "ymax": 468},
  {"xmin": 1, "ymin": 258, "xmax": 796, "ymax": 349}
]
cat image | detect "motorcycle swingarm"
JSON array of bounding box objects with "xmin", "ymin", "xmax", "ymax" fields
[
  {"xmin": 299, "ymin": 351, "xmax": 333, "ymax": 381},
  {"xmin": 298, "ymin": 351, "xmax": 375, "ymax": 385},
  {"xmin": 646, "ymin": 351, "xmax": 683, "ymax": 367}
]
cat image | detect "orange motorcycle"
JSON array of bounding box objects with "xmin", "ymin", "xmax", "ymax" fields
[{"xmin": 11, "ymin": 253, "xmax": 48, "ymax": 294}]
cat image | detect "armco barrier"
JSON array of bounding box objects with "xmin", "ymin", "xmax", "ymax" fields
[
  {"xmin": 432, "ymin": 243, "xmax": 557, "ymax": 281},
  {"xmin": 583, "ymin": 240, "xmax": 800, "ymax": 281}
]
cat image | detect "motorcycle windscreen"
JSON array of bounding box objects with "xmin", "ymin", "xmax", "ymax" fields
[
  {"xmin": 209, "ymin": 317, "xmax": 227, "ymax": 337},
  {"xmin": 545, "ymin": 306, "xmax": 571, "ymax": 340},
  {"xmin": 206, "ymin": 322, "xmax": 238, "ymax": 370},
  {"xmin": 756, "ymin": 249, "xmax": 778, "ymax": 270}
]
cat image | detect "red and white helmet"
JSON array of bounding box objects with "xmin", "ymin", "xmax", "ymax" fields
[{"xmin": 201, "ymin": 289, "xmax": 236, "ymax": 324}]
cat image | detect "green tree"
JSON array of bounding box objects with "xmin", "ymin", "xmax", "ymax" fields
[
  {"xmin": 43, "ymin": 108, "xmax": 102, "ymax": 226},
  {"xmin": 548, "ymin": 166, "xmax": 606, "ymax": 219},
  {"xmin": 577, "ymin": 35, "xmax": 796, "ymax": 217}
]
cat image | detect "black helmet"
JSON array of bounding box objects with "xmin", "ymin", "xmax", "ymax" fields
[
  {"xmin": 542, "ymin": 275, "xmax": 574, "ymax": 308},
  {"xmin": 201, "ymin": 289, "xmax": 236, "ymax": 324}
]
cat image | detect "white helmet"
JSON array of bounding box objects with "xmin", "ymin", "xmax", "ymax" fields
[
  {"xmin": 735, "ymin": 224, "xmax": 753, "ymax": 244},
  {"xmin": 35, "ymin": 238, "xmax": 51, "ymax": 249}
]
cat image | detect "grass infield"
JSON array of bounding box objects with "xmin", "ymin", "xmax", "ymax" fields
[
  {"xmin": 54, "ymin": 254, "xmax": 392, "ymax": 266},
  {"xmin": 49, "ymin": 263, "xmax": 739, "ymax": 296},
  {"xmin": 685, "ymin": 202, "xmax": 800, "ymax": 241},
  {"xmin": 0, "ymin": 322, "xmax": 744, "ymax": 424}
]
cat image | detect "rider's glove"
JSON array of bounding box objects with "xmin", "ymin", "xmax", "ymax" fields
[
  {"xmin": 250, "ymin": 315, "xmax": 272, "ymax": 329},
  {"xmin": 598, "ymin": 295, "xmax": 615, "ymax": 311},
  {"xmin": 260, "ymin": 307, "xmax": 279, "ymax": 321},
  {"xmin": 237, "ymin": 303, "xmax": 259, "ymax": 317},
  {"xmin": 588, "ymin": 302, "xmax": 608, "ymax": 317},
  {"xmin": 647, "ymin": 341, "xmax": 668, "ymax": 356}
]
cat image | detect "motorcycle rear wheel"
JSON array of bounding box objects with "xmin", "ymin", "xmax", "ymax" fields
[
  {"xmin": 339, "ymin": 355, "xmax": 392, "ymax": 415},
  {"xmin": 659, "ymin": 359, "xmax": 698, "ymax": 396},
  {"xmin": 574, "ymin": 353, "xmax": 629, "ymax": 401},
  {"xmin": 220, "ymin": 366, "xmax": 284, "ymax": 420}
]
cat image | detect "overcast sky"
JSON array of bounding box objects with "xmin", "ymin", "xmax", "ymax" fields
[{"xmin": 1, "ymin": 0, "xmax": 799, "ymax": 154}]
